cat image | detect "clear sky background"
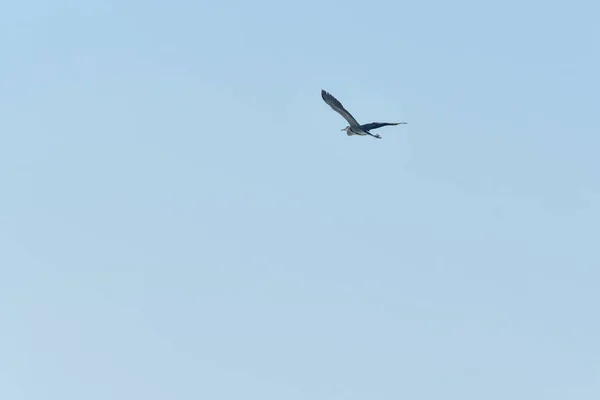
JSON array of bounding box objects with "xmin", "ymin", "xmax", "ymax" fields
[{"xmin": 1, "ymin": 1, "xmax": 599, "ymax": 399}]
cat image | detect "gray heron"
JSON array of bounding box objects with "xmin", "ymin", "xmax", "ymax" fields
[{"xmin": 321, "ymin": 89, "xmax": 406, "ymax": 139}]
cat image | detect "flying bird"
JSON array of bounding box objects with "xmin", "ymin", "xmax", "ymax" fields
[{"xmin": 321, "ymin": 89, "xmax": 406, "ymax": 139}]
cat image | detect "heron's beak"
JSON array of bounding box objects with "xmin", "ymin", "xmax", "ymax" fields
[{"xmin": 341, "ymin": 128, "xmax": 346, "ymax": 131}]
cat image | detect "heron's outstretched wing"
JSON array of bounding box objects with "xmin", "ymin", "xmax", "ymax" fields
[
  {"xmin": 360, "ymin": 122, "xmax": 407, "ymax": 131},
  {"xmin": 321, "ymin": 90, "xmax": 360, "ymax": 127}
]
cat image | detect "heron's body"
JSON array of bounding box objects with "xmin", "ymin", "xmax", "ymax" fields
[
  {"xmin": 345, "ymin": 126, "xmax": 369, "ymax": 137},
  {"xmin": 321, "ymin": 89, "xmax": 406, "ymax": 139}
]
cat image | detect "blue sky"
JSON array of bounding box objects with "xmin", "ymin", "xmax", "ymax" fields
[{"xmin": 1, "ymin": 0, "xmax": 599, "ymax": 399}]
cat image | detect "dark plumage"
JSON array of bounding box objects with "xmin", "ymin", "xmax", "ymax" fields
[{"xmin": 321, "ymin": 89, "xmax": 406, "ymax": 139}]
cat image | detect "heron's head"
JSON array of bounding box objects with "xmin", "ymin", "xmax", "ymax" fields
[{"xmin": 341, "ymin": 126, "xmax": 350, "ymax": 132}]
